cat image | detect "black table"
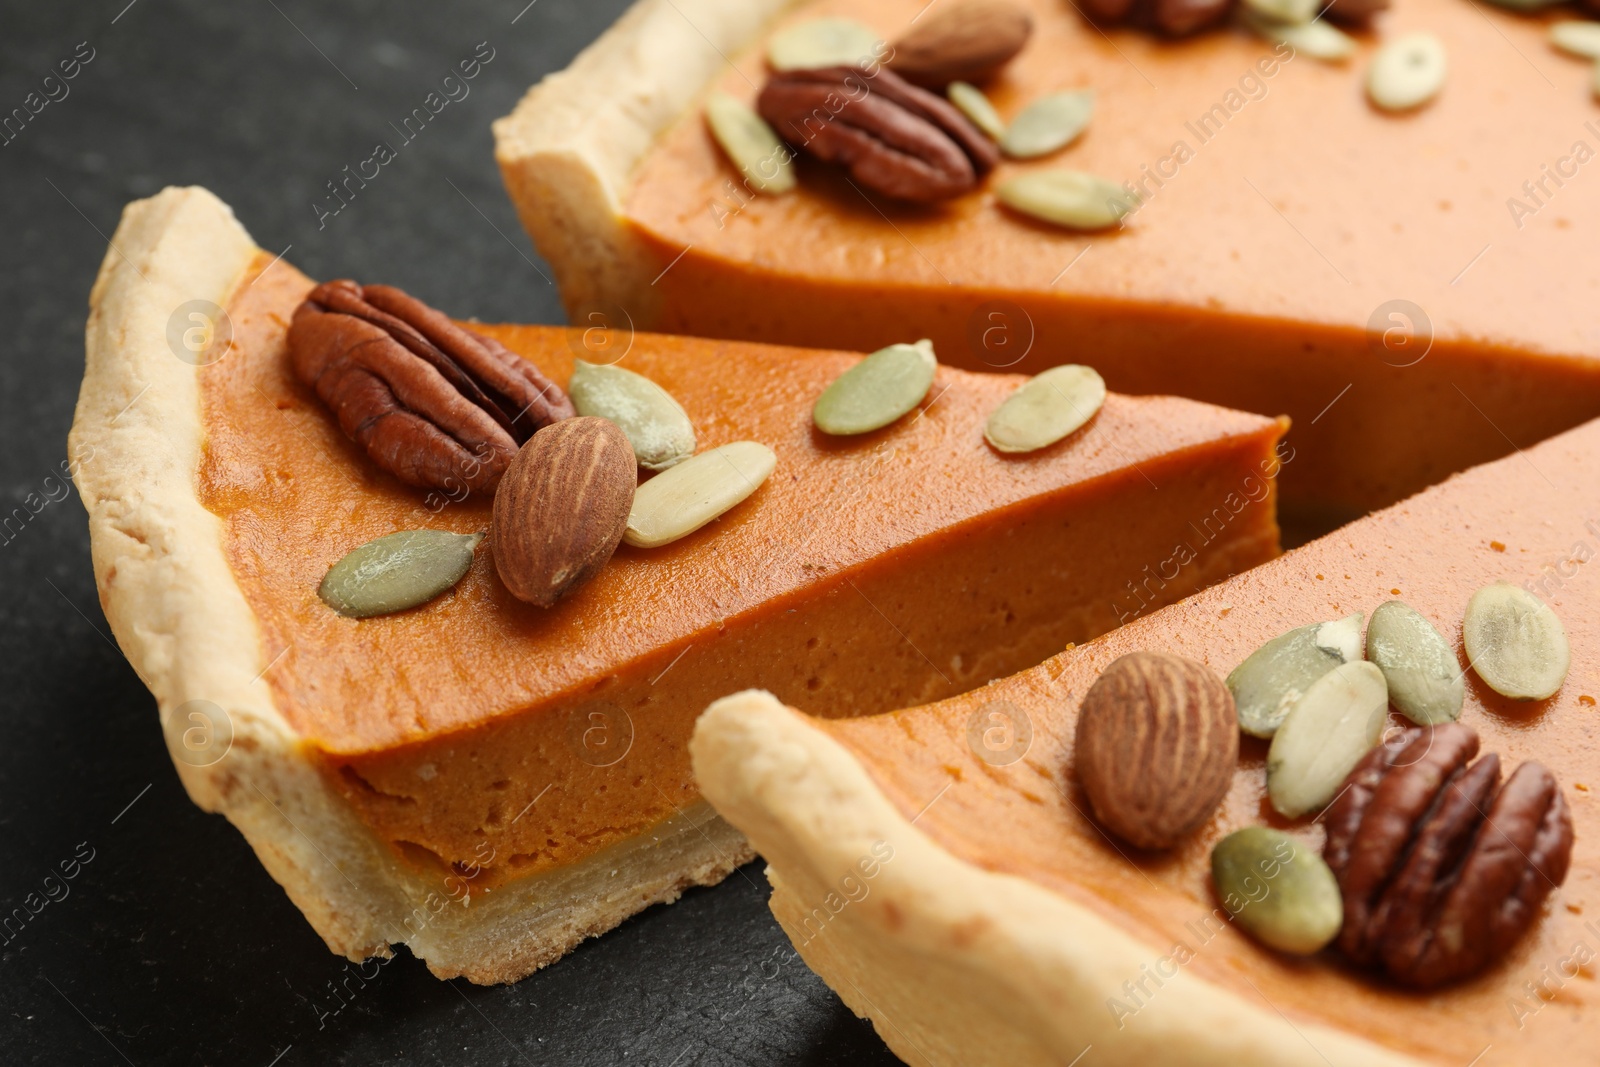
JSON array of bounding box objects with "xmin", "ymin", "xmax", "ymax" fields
[{"xmin": 0, "ymin": 2, "xmax": 899, "ymax": 1062}]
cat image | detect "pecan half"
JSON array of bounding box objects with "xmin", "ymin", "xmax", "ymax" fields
[
  {"xmin": 288, "ymin": 280, "xmax": 573, "ymax": 495},
  {"xmin": 1323, "ymin": 724, "xmax": 1574, "ymax": 988},
  {"xmin": 757, "ymin": 65, "xmax": 999, "ymax": 202},
  {"xmin": 1074, "ymin": 0, "xmax": 1232, "ymax": 36},
  {"xmin": 1321, "ymin": 0, "xmax": 1390, "ymax": 25}
]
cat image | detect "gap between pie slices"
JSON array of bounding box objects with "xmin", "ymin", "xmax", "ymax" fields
[
  {"xmin": 693, "ymin": 419, "xmax": 1600, "ymax": 1066},
  {"xmin": 494, "ymin": 0, "xmax": 1600, "ymax": 539},
  {"xmin": 69, "ymin": 186, "xmax": 1287, "ymax": 984}
]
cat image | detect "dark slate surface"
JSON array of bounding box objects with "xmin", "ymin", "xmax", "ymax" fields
[{"xmin": 0, "ymin": 2, "xmax": 899, "ymax": 1063}]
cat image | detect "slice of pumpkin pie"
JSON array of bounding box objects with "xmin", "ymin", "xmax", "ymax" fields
[
  {"xmin": 69, "ymin": 185, "xmax": 1286, "ymax": 982},
  {"xmin": 693, "ymin": 414, "xmax": 1600, "ymax": 1065},
  {"xmin": 495, "ymin": 0, "xmax": 1600, "ymax": 525}
]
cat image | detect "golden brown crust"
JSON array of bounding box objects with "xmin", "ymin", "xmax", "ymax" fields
[
  {"xmin": 491, "ymin": 0, "xmax": 802, "ymax": 323},
  {"xmin": 69, "ymin": 186, "xmax": 753, "ymax": 983},
  {"xmin": 692, "ymin": 690, "xmax": 1423, "ymax": 1066}
]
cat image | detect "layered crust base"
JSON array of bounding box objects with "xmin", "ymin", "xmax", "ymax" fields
[
  {"xmin": 492, "ymin": 0, "xmax": 796, "ymax": 322},
  {"xmin": 692, "ymin": 691, "xmax": 1414, "ymax": 1066},
  {"xmin": 69, "ymin": 186, "xmax": 754, "ymax": 983}
]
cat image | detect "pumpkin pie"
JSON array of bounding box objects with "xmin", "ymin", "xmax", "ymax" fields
[
  {"xmin": 494, "ymin": 0, "xmax": 1600, "ymax": 529},
  {"xmin": 69, "ymin": 186, "xmax": 1286, "ymax": 982},
  {"xmin": 693, "ymin": 415, "xmax": 1600, "ymax": 1065}
]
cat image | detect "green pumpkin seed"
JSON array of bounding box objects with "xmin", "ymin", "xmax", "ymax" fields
[
  {"xmin": 1239, "ymin": 10, "xmax": 1356, "ymax": 62},
  {"xmin": 813, "ymin": 340, "xmax": 937, "ymax": 435},
  {"xmin": 1463, "ymin": 583, "xmax": 1571, "ymax": 700},
  {"xmin": 999, "ymin": 90, "xmax": 1094, "ymax": 160},
  {"xmin": 1267, "ymin": 660, "xmax": 1388, "ymax": 817},
  {"xmin": 1227, "ymin": 613, "xmax": 1364, "ymax": 738},
  {"xmin": 1365, "ymin": 600, "xmax": 1464, "ymax": 726},
  {"xmin": 624, "ymin": 441, "xmax": 776, "ymax": 548},
  {"xmin": 704, "ymin": 92, "xmax": 795, "ymax": 195},
  {"xmin": 995, "ymin": 170, "xmax": 1135, "ymax": 231},
  {"xmin": 1240, "ymin": 0, "xmax": 1319, "ymax": 24},
  {"xmin": 1367, "ymin": 33, "xmax": 1447, "ymax": 112},
  {"xmin": 984, "ymin": 365, "xmax": 1106, "ymax": 454},
  {"xmin": 569, "ymin": 360, "xmax": 696, "ymax": 471},
  {"xmin": 948, "ymin": 81, "xmax": 1006, "ymax": 140},
  {"xmin": 319, "ymin": 530, "xmax": 482, "ymax": 618},
  {"xmin": 767, "ymin": 18, "xmax": 882, "ymax": 71},
  {"xmin": 1212, "ymin": 827, "xmax": 1342, "ymax": 955},
  {"xmin": 1550, "ymin": 20, "xmax": 1600, "ymax": 59}
]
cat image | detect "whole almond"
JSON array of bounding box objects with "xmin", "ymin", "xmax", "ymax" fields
[
  {"xmin": 1075, "ymin": 651, "xmax": 1239, "ymax": 850},
  {"xmin": 888, "ymin": 0, "xmax": 1033, "ymax": 88},
  {"xmin": 491, "ymin": 417, "xmax": 635, "ymax": 608}
]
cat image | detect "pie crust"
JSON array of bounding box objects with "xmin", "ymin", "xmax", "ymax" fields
[
  {"xmin": 693, "ymin": 691, "xmax": 1417, "ymax": 1066},
  {"xmin": 493, "ymin": 0, "xmax": 796, "ymax": 323},
  {"xmin": 69, "ymin": 186, "xmax": 752, "ymax": 983}
]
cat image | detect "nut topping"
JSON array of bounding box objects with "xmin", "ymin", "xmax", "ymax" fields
[
  {"xmin": 1074, "ymin": 651, "xmax": 1239, "ymax": 850},
  {"xmin": 757, "ymin": 64, "xmax": 999, "ymax": 202},
  {"xmin": 491, "ymin": 417, "xmax": 636, "ymax": 608},
  {"xmin": 886, "ymin": 0, "xmax": 1033, "ymax": 88},
  {"xmin": 1323, "ymin": 724, "xmax": 1575, "ymax": 987},
  {"xmin": 288, "ymin": 280, "xmax": 573, "ymax": 495}
]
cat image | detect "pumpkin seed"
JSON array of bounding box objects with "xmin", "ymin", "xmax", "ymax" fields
[
  {"xmin": 624, "ymin": 441, "xmax": 776, "ymax": 548},
  {"xmin": 1550, "ymin": 20, "xmax": 1600, "ymax": 59},
  {"xmin": 999, "ymin": 90, "xmax": 1095, "ymax": 159},
  {"xmin": 1212, "ymin": 827, "xmax": 1343, "ymax": 956},
  {"xmin": 319, "ymin": 530, "xmax": 481, "ymax": 618},
  {"xmin": 1240, "ymin": 0, "xmax": 1319, "ymax": 24},
  {"xmin": 1365, "ymin": 600, "xmax": 1464, "ymax": 725},
  {"xmin": 1267, "ymin": 660, "xmax": 1389, "ymax": 817},
  {"xmin": 704, "ymin": 92, "xmax": 795, "ymax": 195},
  {"xmin": 1367, "ymin": 33, "xmax": 1447, "ymax": 112},
  {"xmin": 1239, "ymin": 10, "xmax": 1357, "ymax": 62},
  {"xmin": 984, "ymin": 365, "xmax": 1106, "ymax": 453},
  {"xmin": 948, "ymin": 81, "xmax": 1006, "ymax": 140},
  {"xmin": 1227, "ymin": 613, "xmax": 1364, "ymax": 738},
  {"xmin": 813, "ymin": 340, "xmax": 937, "ymax": 435},
  {"xmin": 569, "ymin": 360, "xmax": 696, "ymax": 471},
  {"xmin": 1463, "ymin": 583, "xmax": 1571, "ymax": 700},
  {"xmin": 767, "ymin": 17, "xmax": 882, "ymax": 71},
  {"xmin": 995, "ymin": 170, "xmax": 1135, "ymax": 231}
]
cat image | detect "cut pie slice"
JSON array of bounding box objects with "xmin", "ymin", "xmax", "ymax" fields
[
  {"xmin": 70, "ymin": 186, "xmax": 1286, "ymax": 982},
  {"xmin": 495, "ymin": 0, "xmax": 1600, "ymax": 527},
  {"xmin": 693, "ymin": 416, "xmax": 1600, "ymax": 1065}
]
